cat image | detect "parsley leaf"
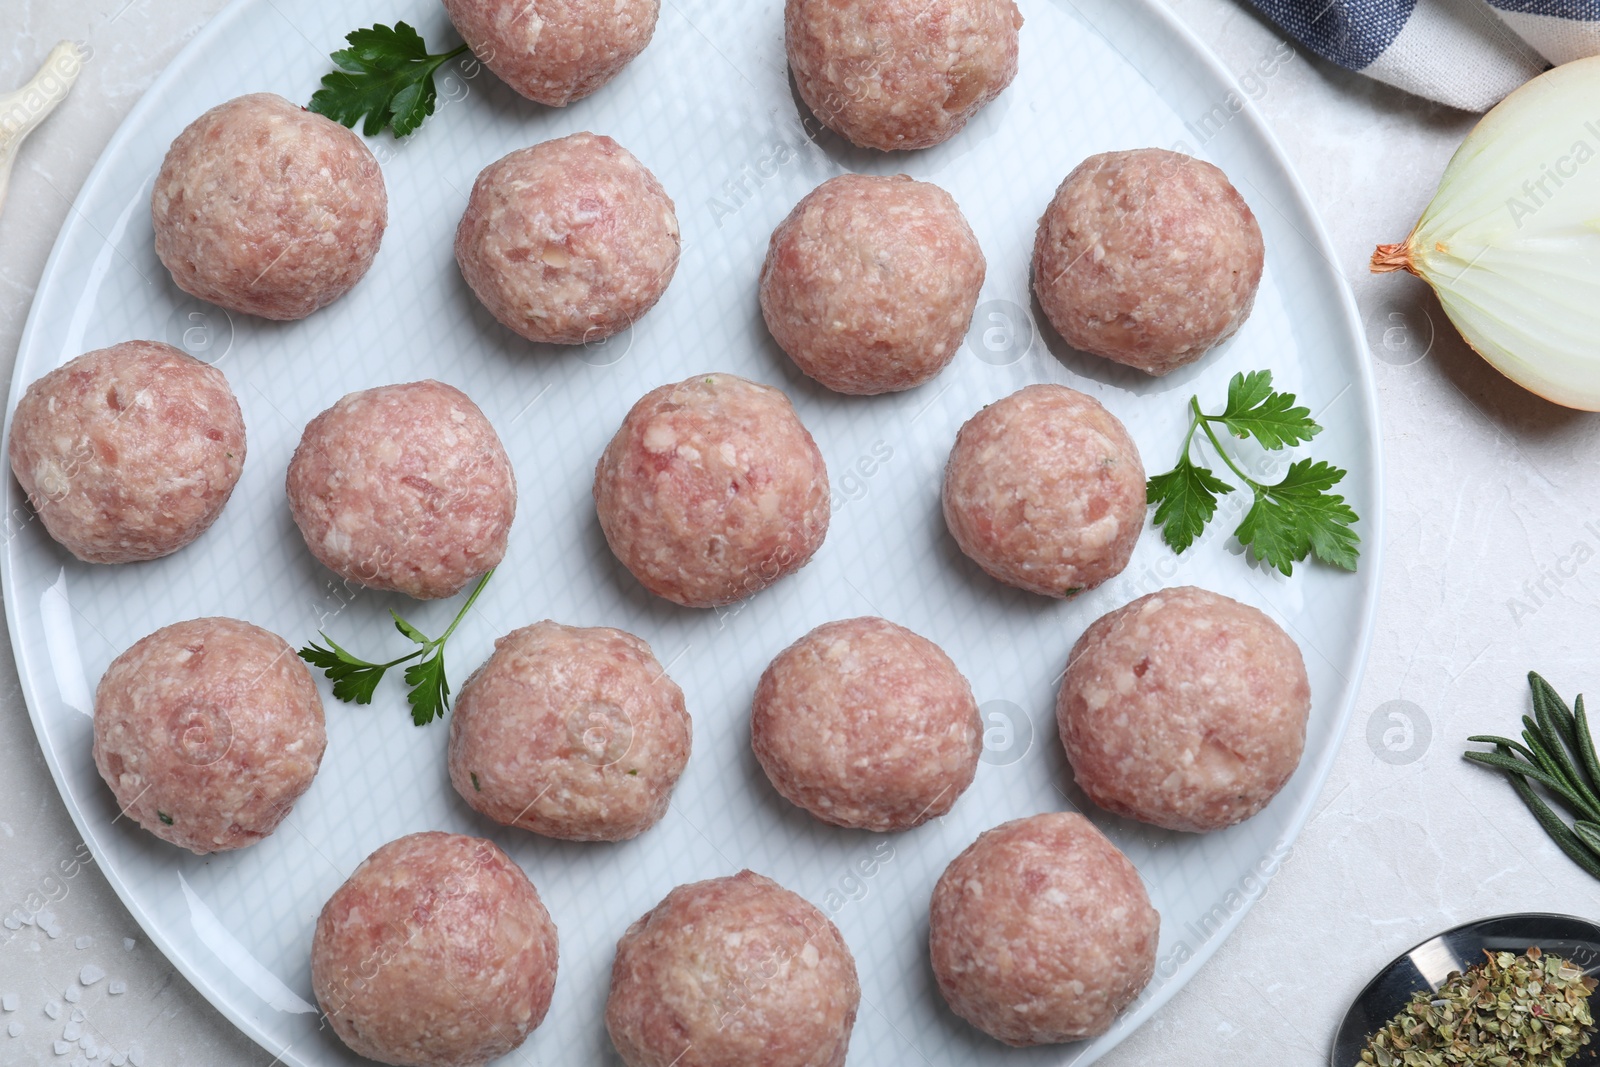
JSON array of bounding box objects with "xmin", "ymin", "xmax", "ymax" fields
[
  {"xmin": 308, "ymin": 22, "xmax": 468, "ymax": 138},
  {"xmin": 1234, "ymin": 460, "xmax": 1360, "ymax": 575},
  {"xmin": 297, "ymin": 570, "xmax": 494, "ymax": 725},
  {"xmin": 391, "ymin": 610, "xmax": 429, "ymax": 645},
  {"xmin": 298, "ymin": 634, "xmax": 400, "ymax": 705},
  {"xmin": 1146, "ymin": 457, "xmax": 1233, "ymax": 555},
  {"xmin": 1215, "ymin": 370, "xmax": 1321, "ymax": 450},
  {"xmin": 1146, "ymin": 376, "xmax": 1360, "ymax": 576},
  {"xmin": 403, "ymin": 652, "xmax": 450, "ymax": 727}
]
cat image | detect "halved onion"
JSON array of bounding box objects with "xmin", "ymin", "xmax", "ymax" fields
[{"xmin": 1373, "ymin": 56, "xmax": 1600, "ymax": 411}]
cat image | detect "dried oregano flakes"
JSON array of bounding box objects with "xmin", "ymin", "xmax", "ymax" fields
[{"xmin": 1360, "ymin": 947, "xmax": 1596, "ymax": 1066}]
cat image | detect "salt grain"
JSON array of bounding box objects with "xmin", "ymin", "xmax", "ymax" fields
[
  {"xmin": 45, "ymin": 925, "xmax": 62, "ymax": 940},
  {"xmin": 62, "ymin": 1020, "xmax": 81, "ymax": 1041},
  {"xmin": 77, "ymin": 966, "xmax": 103, "ymax": 987},
  {"xmin": 6, "ymin": 1022, "xmax": 20, "ymax": 1038},
  {"xmin": 44, "ymin": 1001, "xmax": 60, "ymax": 1019},
  {"xmin": 53, "ymin": 1038, "xmax": 70, "ymax": 1055},
  {"xmin": 35, "ymin": 911, "xmax": 54, "ymax": 928},
  {"xmin": 121, "ymin": 939, "xmax": 134, "ymax": 952},
  {"xmin": 106, "ymin": 981, "xmax": 125, "ymax": 996},
  {"xmin": 2, "ymin": 917, "xmax": 18, "ymax": 930},
  {"xmin": 127, "ymin": 1041, "xmax": 143, "ymax": 1065},
  {"xmin": 1, "ymin": 993, "xmax": 16, "ymax": 1011},
  {"xmin": 73, "ymin": 936, "xmax": 91, "ymax": 950},
  {"xmin": 62, "ymin": 985, "xmax": 80, "ymax": 1004}
]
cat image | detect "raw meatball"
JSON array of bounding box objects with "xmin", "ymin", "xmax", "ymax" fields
[
  {"xmin": 606, "ymin": 870, "xmax": 859, "ymax": 1067},
  {"xmin": 1033, "ymin": 149, "xmax": 1265, "ymax": 375},
  {"xmin": 1058, "ymin": 586, "xmax": 1310, "ymax": 832},
  {"xmin": 594, "ymin": 373, "xmax": 829, "ymax": 608},
  {"xmin": 8, "ymin": 340, "xmax": 245, "ymax": 564},
  {"xmin": 92, "ymin": 617, "xmax": 324, "ymax": 854},
  {"xmin": 286, "ymin": 380, "xmax": 515, "ymax": 600},
  {"xmin": 449, "ymin": 620, "xmax": 691, "ymax": 842},
  {"xmin": 942, "ymin": 384, "xmax": 1143, "ymax": 598},
  {"xmin": 760, "ymin": 174, "xmax": 985, "ymax": 395},
  {"xmin": 312, "ymin": 832, "xmax": 558, "ymax": 1067},
  {"xmin": 455, "ymin": 133, "xmax": 679, "ymax": 345},
  {"xmin": 151, "ymin": 93, "xmax": 387, "ymax": 321},
  {"xmin": 930, "ymin": 812, "xmax": 1159, "ymax": 1045},
  {"xmin": 752, "ymin": 617, "xmax": 981, "ymax": 831},
  {"xmin": 442, "ymin": 0, "xmax": 659, "ymax": 106},
  {"xmin": 786, "ymin": 0, "xmax": 1023, "ymax": 151}
]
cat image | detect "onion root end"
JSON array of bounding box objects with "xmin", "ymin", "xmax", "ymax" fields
[{"xmin": 1370, "ymin": 242, "xmax": 1416, "ymax": 275}]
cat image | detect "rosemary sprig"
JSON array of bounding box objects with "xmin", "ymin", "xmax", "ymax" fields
[{"xmin": 1465, "ymin": 672, "xmax": 1600, "ymax": 880}]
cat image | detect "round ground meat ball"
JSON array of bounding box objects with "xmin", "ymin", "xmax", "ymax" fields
[
  {"xmin": 594, "ymin": 373, "xmax": 829, "ymax": 608},
  {"xmin": 151, "ymin": 93, "xmax": 386, "ymax": 321},
  {"xmin": 1057, "ymin": 586, "xmax": 1311, "ymax": 832},
  {"xmin": 760, "ymin": 175, "xmax": 985, "ymax": 395},
  {"xmin": 92, "ymin": 617, "xmax": 325, "ymax": 854},
  {"xmin": 442, "ymin": 0, "xmax": 659, "ymax": 106},
  {"xmin": 455, "ymin": 133, "xmax": 679, "ymax": 345},
  {"xmin": 942, "ymin": 384, "xmax": 1143, "ymax": 598},
  {"xmin": 449, "ymin": 620, "xmax": 691, "ymax": 841},
  {"xmin": 312, "ymin": 832, "xmax": 558, "ymax": 1067},
  {"xmin": 752, "ymin": 617, "xmax": 981, "ymax": 831},
  {"xmin": 606, "ymin": 870, "xmax": 859, "ymax": 1067},
  {"xmin": 786, "ymin": 0, "xmax": 1023, "ymax": 151},
  {"xmin": 1033, "ymin": 149, "xmax": 1265, "ymax": 375},
  {"xmin": 286, "ymin": 380, "xmax": 515, "ymax": 600},
  {"xmin": 8, "ymin": 340, "xmax": 246, "ymax": 564},
  {"xmin": 929, "ymin": 812, "xmax": 1159, "ymax": 1045}
]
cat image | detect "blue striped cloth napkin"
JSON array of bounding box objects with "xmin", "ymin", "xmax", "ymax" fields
[{"xmin": 1242, "ymin": 0, "xmax": 1597, "ymax": 110}]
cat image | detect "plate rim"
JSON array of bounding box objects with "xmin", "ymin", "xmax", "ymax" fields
[{"xmin": 1, "ymin": 0, "xmax": 1388, "ymax": 1063}]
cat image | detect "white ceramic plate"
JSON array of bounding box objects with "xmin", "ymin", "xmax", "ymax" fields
[{"xmin": 3, "ymin": 0, "xmax": 1382, "ymax": 1063}]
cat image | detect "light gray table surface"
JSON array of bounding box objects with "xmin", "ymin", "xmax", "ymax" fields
[{"xmin": 3, "ymin": 2, "xmax": 1598, "ymax": 1065}]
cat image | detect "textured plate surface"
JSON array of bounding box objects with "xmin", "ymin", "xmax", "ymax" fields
[{"xmin": 2, "ymin": 0, "xmax": 1382, "ymax": 1063}]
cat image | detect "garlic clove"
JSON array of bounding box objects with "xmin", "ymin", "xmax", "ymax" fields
[{"xmin": 0, "ymin": 41, "xmax": 86, "ymax": 218}]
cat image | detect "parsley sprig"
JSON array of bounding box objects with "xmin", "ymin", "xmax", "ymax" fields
[
  {"xmin": 308, "ymin": 22, "xmax": 468, "ymax": 138},
  {"xmin": 299, "ymin": 570, "xmax": 493, "ymax": 726},
  {"xmin": 1146, "ymin": 370, "xmax": 1360, "ymax": 576}
]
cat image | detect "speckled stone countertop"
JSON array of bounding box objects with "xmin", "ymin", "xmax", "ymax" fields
[{"xmin": 2, "ymin": 2, "xmax": 1597, "ymax": 1065}]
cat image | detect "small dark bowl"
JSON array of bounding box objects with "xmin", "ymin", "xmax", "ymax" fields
[{"xmin": 1331, "ymin": 912, "xmax": 1600, "ymax": 1067}]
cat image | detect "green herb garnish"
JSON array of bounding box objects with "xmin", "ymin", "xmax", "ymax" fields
[
  {"xmin": 299, "ymin": 570, "xmax": 493, "ymax": 726},
  {"xmin": 157, "ymin": 811, "xmax": 173, "ymax": 826},
  {"xmin": 470, "ymin": 772, "xmax": 481, "ymax": 792},
  {"xmin": 308, "ymin": 22, "xmax": 468, "ymax": 138},
  {"xmin": 1146, "ymin": 370, "xmax": 1359, "ymax": 576},
  {"xmin": 1466, "ymin": 673, "xmax": 1600, "ymax": 881},
  {"xmin": 1360, "ymin": 946, "xmax": 1595, "ymax": 1066}
]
